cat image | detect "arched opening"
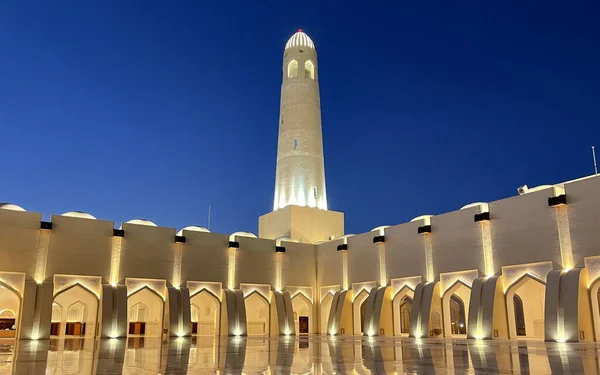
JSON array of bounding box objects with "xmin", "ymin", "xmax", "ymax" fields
[
  {"xmin": 392, "ymin": 287, "xmax": 414, "ymax": 336},
  {"xmin": 245, "ymin": 291, "xmax": 270, "ymax": 336},
  {"xmin": 514, "ymin": 294, "xmax": 526, "ymax": 336},
  {"xmin": 52, "ymin": 284, "xmax": 98, "ymax": 338},
  {"xmin": 353, "ymin": 290, "xmax": 370, "ymax": 335},
  {"xmin": 127, "ymin": 287, "xmax": 164, "ymax": 337},
  {"xmin": 449, "ymin": 295, "xmax": 466, "ymax": 335},
  {"xmin": 0, "ymin": 282, "xmax": 21, "ymax": 338},
  {"xmin": 287, "ymin": 60, "xmax": 298, "ymax": 78},
  {"xmin": 190, "ymin": 290, "xmax": 220, "ymax": 336},
  {"xmin": 441, "ymin": 281, "xmax": 471, "ymax": 337},
  {"xmin": 506, "ymin": 274, "xmax": 545, "ymax": 339},
  {"xmin": 320, "ymin": 293, "xmax": 333, "ymax": 334},
  {"xmin": 304, "ymin": 60, "xmax": 314, "ymax": 80},
  {"xmin": 292, "ymin": 293, "xmax": 312, "ymax": 334}
]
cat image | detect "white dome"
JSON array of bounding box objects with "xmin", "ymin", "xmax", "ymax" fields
[
  {"xmin": 177, "ymin": 226, "xmax": 210, "ymax": 236},
  {"xmin": 62, "ymin": 211, "xmax": 97, "ymax": 220},
  {"xmin": 285, "ymin": 29, "xmax": 315, "ymax": 50},
  {"xmin": 229, "ymin": 232, "xmax": 257, "ymax": 241},
  {"xmin": 0, "ymin": 203, "xmax": 25, "ymax": 212},
  {"xmin": 124, "ymin": 219, "xmax": 157, "ymax": 228}
]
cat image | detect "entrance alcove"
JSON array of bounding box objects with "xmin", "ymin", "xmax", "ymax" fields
[
  {"xmin": 190, "ymin": 290, "xmax": 220, "ymax": 336},
  {"xmin": 442, "ymin": 281, "xmax": 471, "ymax": 337},
  {"xmin": 505, "ymin": 274, "xmax": 545, "ymax": 339},
  {"xmin": 353, "ymin": 290, "xmax": 370, "ymax": 335},
  {"xmin": 52, "ymin": 284, "xmax": 98, "ymax": 338},
  {"xmin": 392, "ymin": 286, "xmax": 414, "ymax": 336},
  {"xmin": 0, "ymin": 281, "xmax": 20, "ymax": 338},
  {"xmin": 127, "ymin": 287, "xmax": 164, "ymax": 337},
  {"xmin": 245, "ymin": 291, "xmax": 270, "ymax": 336},
  {"xmin": 291, "ymin": 293, "xmax": 312, "ymax": 334},
  {"xmin": 320, "ymin": 293, "xmax": 333, "ymax": 335}
]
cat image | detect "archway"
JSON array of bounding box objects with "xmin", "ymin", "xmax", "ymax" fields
[
  {"xmin": 506, "ymin": 274, "xmax": 545, "ymax": 339},
  {"xmin": 245, "ymin": 291, "xmax": 270, "ymax": 336},
  {"xmin": 292, "ymin": 293, "xmax": 312, "ymax": 334},
  {"xmin": 127, "ymin": 287, "xmax": 164, "ymax": 337},
  {"xmin": 53, "ymin": 284, "xmax": 98, "ymax": 338},
  {"xmin": 353, "ymin": 290, "xmax": 370, "ymax": 335},
  {"xmin": 392, "ymin": 287, "xmax": 414, "ymax": 336},
  {"xmin": 190, "ymin": 290, "xmax": 220, "ymax": 336},
  {"xmin": 0, "ymin": 281, "xmax": 21, "ymax": 338},
  {"xmin": 442, "ymin": 281, "xmax": 471, "ymax": 337},
  {"xmin": 320, "ymin": 293, "xmax": 333, "ymax": 335},
  {"xmin": 513, "ymin": 295, "xmax": 526, "ymax": 336}
]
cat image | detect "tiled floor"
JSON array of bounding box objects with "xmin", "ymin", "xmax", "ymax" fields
[{"xmin": 2, "ymin": 335, "xmax": 600, "ymax": 374}]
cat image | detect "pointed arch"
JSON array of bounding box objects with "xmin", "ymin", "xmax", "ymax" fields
[
  {"xmin": 353, "ymin": 289, "xmax": 370, "ymax": 335},
  {"xmin": 320, "ymin": 292, "xmax": 334, "ymax": 335},
  {"xmin": 441, "ymin": 279, "xmax": 472, "ymax": 337},
  {"xmin": 304, "ymin": 60, "xmax": 315, "ymax": 79},
  {"xmin": 392, "ymin": 285, "xmax": 415, "ymax": 336},
  {"xmin": 245, "ymin": 290, "xmax": 270, "ymax": 336},
  {"xmin": 244, "ymin": 287, "xmax": 271, "ymax": 303},
  {"xmin": 127, "ymin": 286, "xmax": 165, "ymax": 337},
  {"xmin": 287, "ymin": 60, "xmax": 298, "ymax": 78},
  {"xmin": 190, "ymin": 289, "xmax": 221, "ymax": 336},
  {"xmin": 588, "ymin": 277, "xmax": 600, "ymax": 341},
  {"xmin": 0, "ymin": 279, "xmax": 21, "ymax": 337},
  {"xmin": 505, "ymin": 273, "xmax": 546, "ymax": 339},
  {"xmin": 52, "ymin": 283, "xmax": 99, "ymax": 338},
  {"xmin": 53, "ymin": 282, "xmax": 99, "ymax": 300},
  {"xmin": 291, "ymin": 292, "xmax": 313, "ymax": 334}
]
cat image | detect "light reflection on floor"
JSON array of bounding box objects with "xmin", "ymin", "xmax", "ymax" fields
[{"xmin": 2, "ymin": 335, "xmax": 600, "ymax": 374}]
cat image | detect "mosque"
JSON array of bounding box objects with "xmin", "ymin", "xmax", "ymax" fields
[{"xmin": 1, "ymin": 29, "xmax": 600, "ymax": 345}]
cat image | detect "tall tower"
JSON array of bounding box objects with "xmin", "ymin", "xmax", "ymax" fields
[
  {"xmin": 273, "ymin": 29, "xmax": 327, "ymax": 211},
  {"xmin": 259, "ymin": 30, "xmax": 344, "ymax": 244}
]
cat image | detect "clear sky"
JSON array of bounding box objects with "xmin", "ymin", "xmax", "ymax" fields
[{"xmin": 1, "ymin": 2, "xmax": 599, "ymax": 235}]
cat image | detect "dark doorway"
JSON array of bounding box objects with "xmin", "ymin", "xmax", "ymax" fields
[
  {"xmin": 514, "ymin": 294, "xmax": 526, "ymax": 336},
  {"xmin": 50, "ymin": 322, "xmax": 60, "ymax": 336},
  {"xmin": 128, "ymin": 322, "xmax": 146, "ymax": 335},
  {"xmin": 191, "ymin": 322, "xmax": 198, "ymax": 334},
  {"xmin": 299, "ymin": 316, "xmax": 309, "ymax": 334},
  {"xmin": 360, "ymin": 299, "xmax": 368, "ymax": 334},
  {"xmin": 450, "ymin": 294, "xmax": 466, "ymax": 335},
  {"xmin": 65, "ymin": 322, "xmax": 86, "ymax": 336}
]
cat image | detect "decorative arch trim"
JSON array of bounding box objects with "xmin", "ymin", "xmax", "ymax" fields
[
  {"xmin": 441, "ymin": 279, "xmax": 472, "ymax": 300},
  {"xmin": 0, "ymin": 280, "xmax": 22, "ymax": 301},
  {"xmin": 190, "ymin": 287, "xmax": 221, "ymax": 301},
  {"xmin": 53, "ymin": 282, "xmax": 99, "ymax": 300},
  {"xmin": 244, "ymin": 289, "xmax": 270, "ymax": 305},
  {"xmin": 128, "ymin": 285, "xmax": 165, "ymax": 302},
  {"xmin": 505, "ymin": 272, "xmax": 546, "ymax": 293},
  {"xmin": 392, "ymin": 285, "xmax": 415, "ymax": 300}
]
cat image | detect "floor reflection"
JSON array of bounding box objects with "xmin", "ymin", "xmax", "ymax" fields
[{"xmin": 2, "ymin": 336, "xmax": 600, "ymax": 374}]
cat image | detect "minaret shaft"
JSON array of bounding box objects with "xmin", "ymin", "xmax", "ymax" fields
[{"xmin": 273, "ymin": 34, "xmax": 327, "ymax": 211}]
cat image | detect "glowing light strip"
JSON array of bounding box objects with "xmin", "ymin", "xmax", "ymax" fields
[
  {"xmin": 377, "ymin": 243, "xmax": 387, "ymax": 286},
  {"xmin": 172, "ymin": 243, "xmax": 183, "ymax": 288},
  {"xmin": 341, "ymin": 251, "xmax": 349, "ymax": 290},
  {"xmin": 34, "ymin": 230, "xmax": 50, "ymax": 284},
  {"xmin": 555, "ymin": 205, "xmax": 574, "ymax": 270},
  {"xmin": 275, "ymin": 252, "xmax": 283, "ymax": 291},
  {"xmin": 109, "ymin": 237, "xmax": 122, "ymax": 285},
  {"xmin": 480, "ymin": 220, "xmax": 495, "ymax": 277},
  {"xmin": 423, "ymin": 234, "xmax": 434, "ymax": 283},
  {"xmin": 227, "ymin": 248, "xmax": 237, "ymax": 290}
]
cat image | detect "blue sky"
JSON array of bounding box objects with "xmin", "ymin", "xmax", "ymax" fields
[{"xmin": 1, "ymin": 1, "xmax": 599, "ymax": 234}]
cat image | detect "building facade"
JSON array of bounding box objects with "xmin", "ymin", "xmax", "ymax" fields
[{"xmin": 1, "ymin": 31, "xmax": 600, "ymax": 343}]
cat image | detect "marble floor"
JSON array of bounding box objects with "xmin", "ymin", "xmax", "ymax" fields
[{"xmin": 2, "ymin": 335, "xmax": 600, "ymax": 374}]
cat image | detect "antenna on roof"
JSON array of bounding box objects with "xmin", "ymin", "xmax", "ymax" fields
[
  {"xmin": 593, "ymin": 146, "xmax": 598, "ymax": 175},
  {"xmin": 207, "ymin": 206, "xmax": 212, "ymax": 231}
]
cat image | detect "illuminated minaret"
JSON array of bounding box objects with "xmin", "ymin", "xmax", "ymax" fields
[
  {"xmin": 273, "ymin": 29, "xmax": 327, "ymax": 211},
  {"xmin": 260, "ymin": 29, "xmax": 343, "ymax": 244}
]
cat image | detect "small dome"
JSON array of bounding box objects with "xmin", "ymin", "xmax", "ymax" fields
[
  {"xmin": 371, "ymin": 226, "xmax": 390, "ymax": 235},
  {"xmin": 285, "ymin": 29, "xmax": 315, "ymax": 50},
  {"xmin": 0, "ymin": 203, "xmax": 25, "ymax": 212},
  {"xmin": 62, "ymin": 211, "xmax": 97, "ymax": 220},
  {"xmin": 124, "ymin": 219, "xmax": 157, "ymax": 228},
  {"xmin": 229, "ymin": 231, "xmax": 257, "ymax": 241},
  {"xmin": 177, "ymin": 226, "xmax": 210, "ymax": 236}
]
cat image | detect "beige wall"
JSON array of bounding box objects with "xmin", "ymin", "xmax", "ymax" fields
[
  {"xmin": 564, "ymin": 176, "xmax": 600, "ymax": 267},
  {"xmin": 46, "ymin": 215, "xmax": 113, "ymax": 282},
  {"xmin": 384, "ymin": 221, "xmax": 427, "ymax": 280},
  {"xmin": 490, "ymin": 188, "xmax": 560, "ymax": 270},
  {"xmin": 347, "ymin": 232, "xmax": 379, "ymax": 284},
  {"xmin": 316, "ymin": 240, "xmax": 342, "ymax": 288},
  {"xmin": 180, "ymin": 231, "xmax": 229, "ymax": 284},
  {"xmin": 0, "ymin": 210, "xmax": 41, "ymax": 276},
  {"xmin": 236, "ymin": 237, "xmax": 277, "ymax": 286},
  {"xmin": 118, "ymin": 223, "xmax": 176, "ymax": 282},
  {"xmin": 431, "ymin": 206, "xmax": 482, "ymax": 276},
  {"xmin": 281, "ymin": 241, "xmax": 316, "ymax": 287}
]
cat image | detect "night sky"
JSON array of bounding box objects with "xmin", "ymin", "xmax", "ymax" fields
[{"xmin": 1, "ymin": 2, "xmax": 599, "ymax": 235}]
